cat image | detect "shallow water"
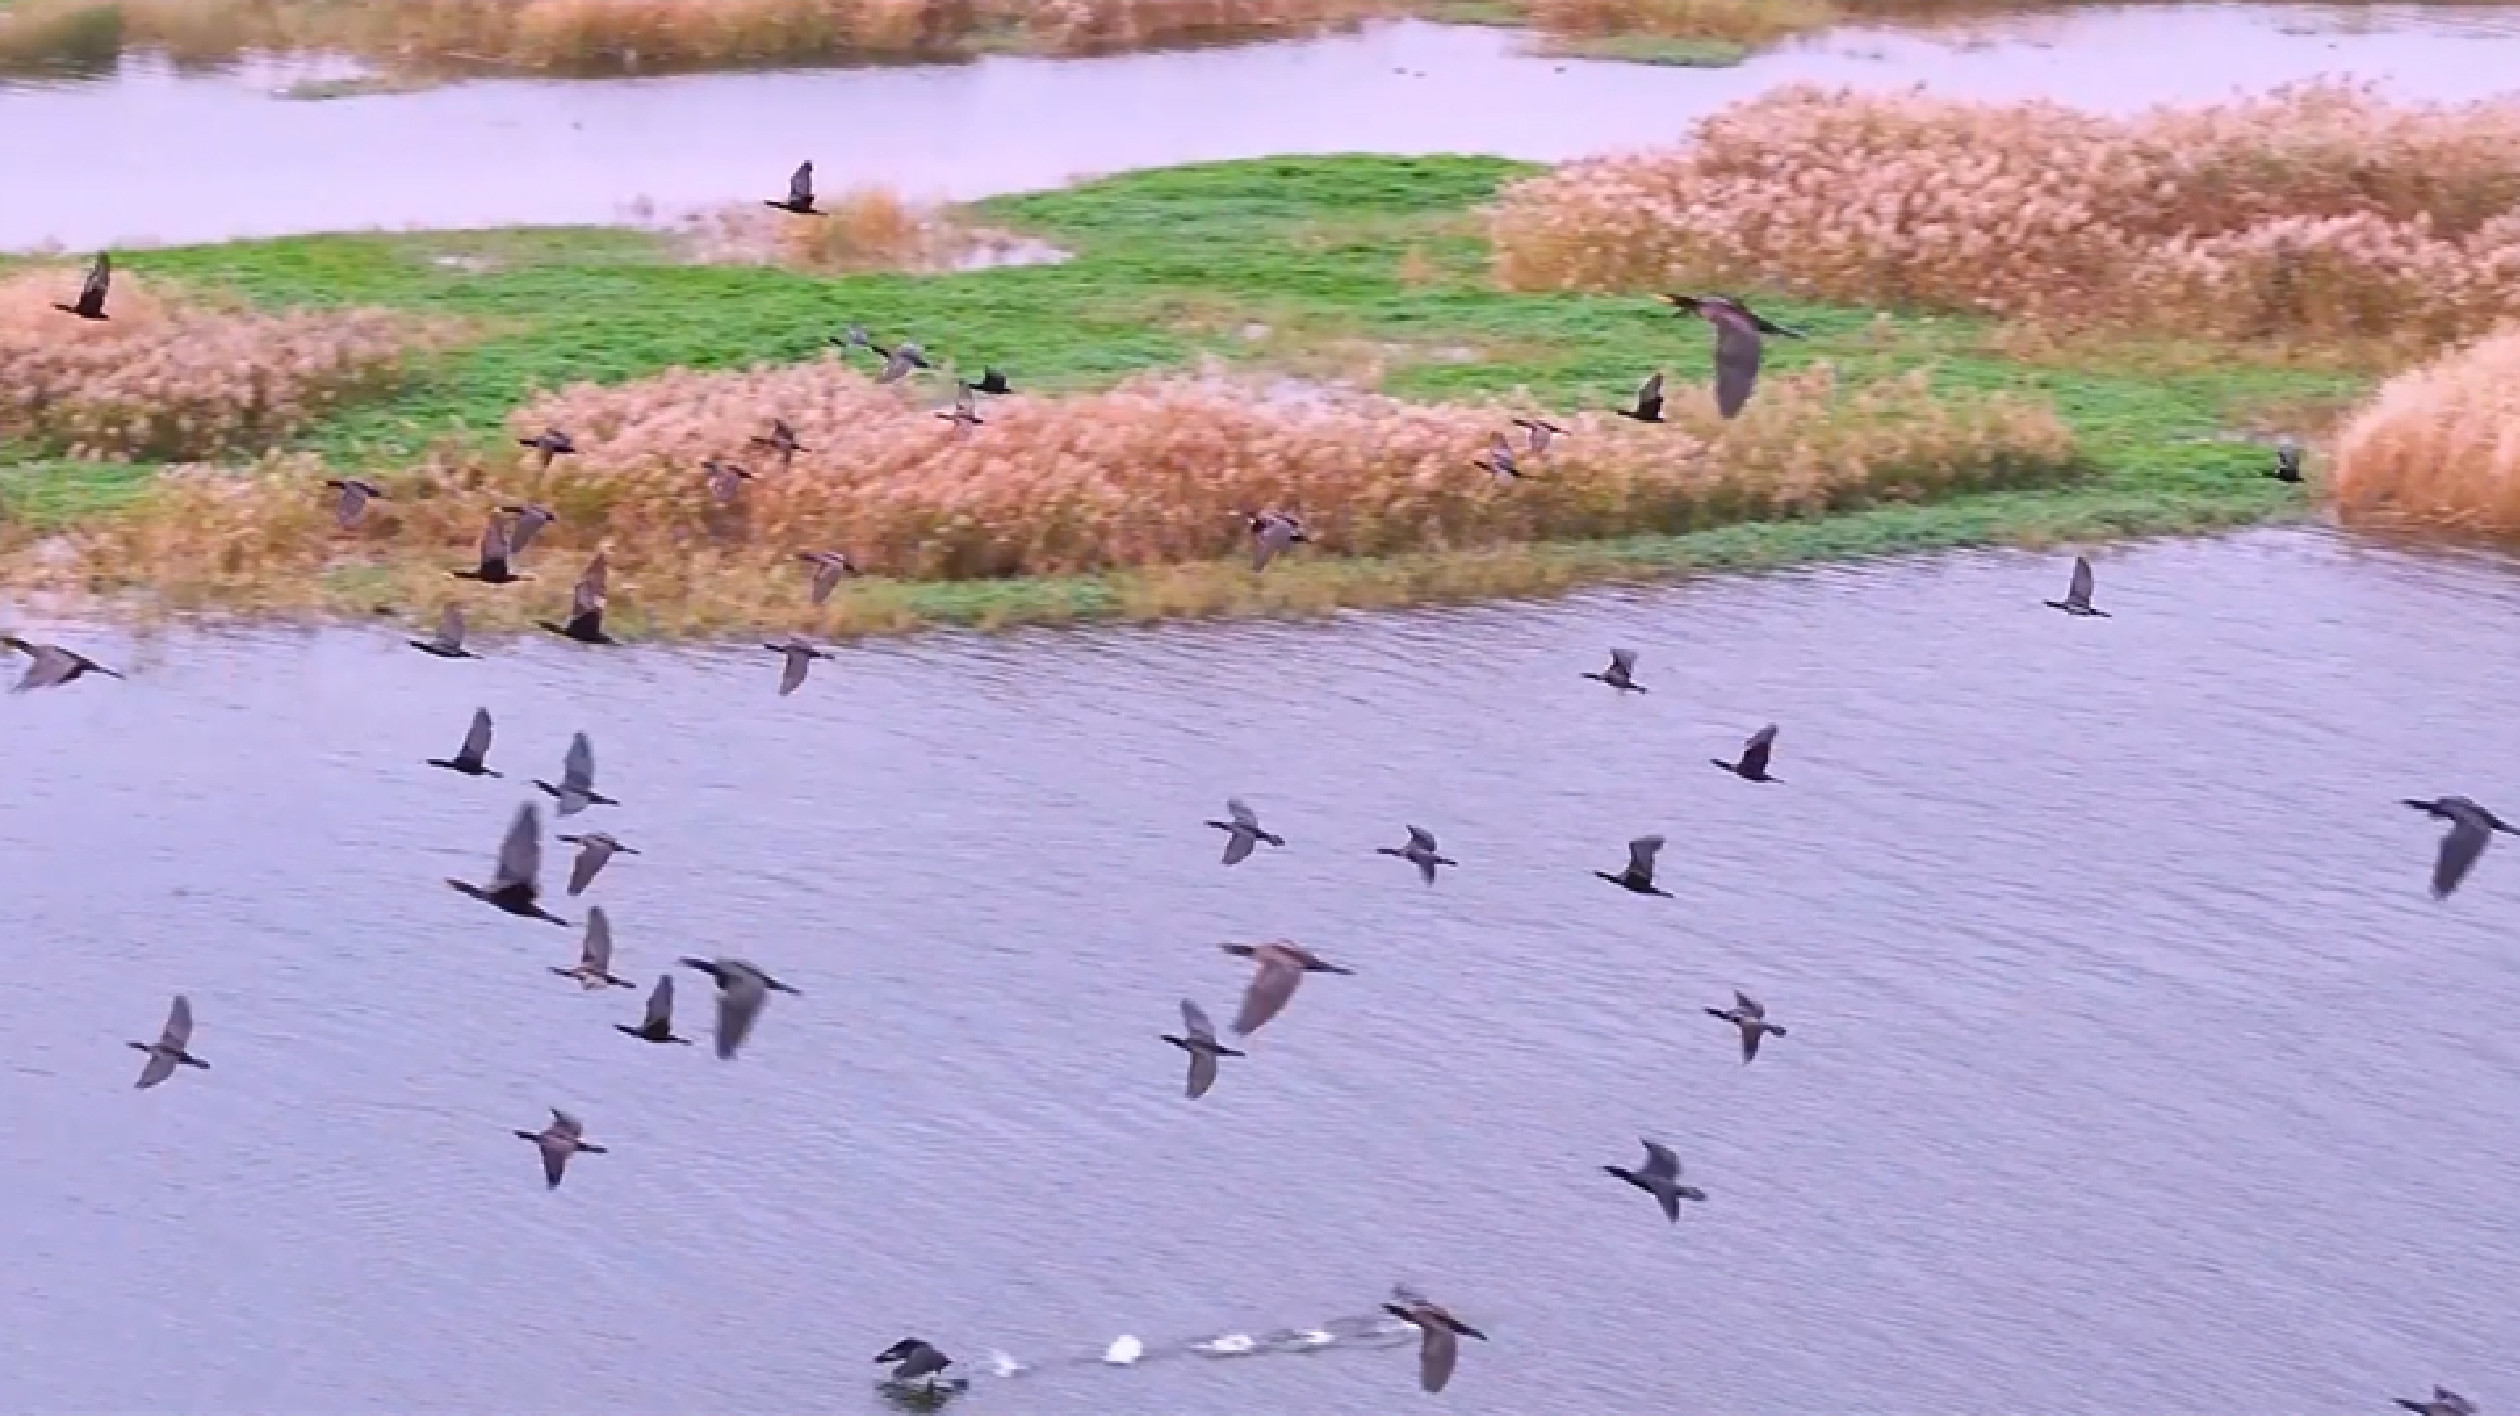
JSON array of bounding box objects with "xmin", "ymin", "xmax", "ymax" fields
[
  {"xmin": 6, "ymin": 6, "xmax": 2520, "ymax": 249},
  {"xmin": 2, "ymin": 526, "xmax": 2516, "ymax": 1413}
]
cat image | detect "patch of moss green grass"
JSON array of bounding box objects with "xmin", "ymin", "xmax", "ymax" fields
[
  {"xmin": 1536, "ymin": 30, "xmax": 1745, "ymax": 62},
  {"xmin": 3, "ymin": 154, "xmax": 2351, "ymax": 633}
]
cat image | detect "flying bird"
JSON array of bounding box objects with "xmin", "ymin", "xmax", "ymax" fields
[
  {"xmin": 451, "ymin": 513, "xmax": 524, "ymax": 585},
  {"xmin": 832, "ymin": 323, "xmax": 874, "ymax": 356},
  {"xmin": 55, "ymin": 251, "xmax": 111, "ymax": 320},
  {"xmin": 447, "ymin": 801, "xmax": 569, "ymax": 926},
  {"xmin": 1583, "ymin": 647, "xmax": 1644, "ymax": 693},
  {"xmin": 766, "ymin": 635, "xmax": 830, "ymax": 696},
  {"xmin": 1613, "ymin": 371, "xmax": 1666, "ymax": 423},
  {"xmin": 2, "ymin": 636, "xmax": 122, "ymax": 691},
  {"xmin": 1661, "ymin": 293, "xmax": 1804, "ymax": 418},
  {"xmin": 798, "ymin": 549, "xmax": 857, "ymax": 605},
  {"xmin": 518, "ymin": 427, "xmax": 576, "ymax": 469},
  {"xmin": 875, "ymin": 1339, "xmax": 955, "ymax": 1387},
  {"xmin": 1595, "ymin": 834, "xmax": 1671, "ymax": 897},
  {"xmin": 1219, "ymin": 941, "xmax": 1352, "ymax": 1036},
  {"xmin": 749, "ymin": 419, "xmax": 807, "ymax": 471},
  {"xmin": 534, "ymin": 731, "xmax": 618, "ymax": 816},
  {"xmin": 1377, "ymin": 825, "xmax": 1456, "ymax": 884},
  {"xmin": 2045, "ymin": 555, "xmax": 2108, "ymax": 617},
  {"xmin": 128, "ymin": 994, "xmax": 209, "ymax": 1089},
  {"xmin": 427, "ymin": 707, "xmax": 500, "ymax": 777},
  {"xmin": 2395, "ymin": 1386, "xmax": 2479, "ymax": 1416},
  {"xmin": 1511, "ymin": 415, "xmax": 1566, "ymax": 456},
  {"xmin": 1713, "ymin": 723, "xmax": 1781, "ymax": 782},
  {"xmin": 1706, "ymin": 990, "xmax": 1787, "ymax": 1062},
  {"xmin": 679, "ymin": 957, "xmax": 802, "ymax": 1060},
  {"xmin": 326, "ymin": 477, "xmax": 384, "ymax": 529},
  {"xmin": 617, "ymin": 974, "xmax": 693, "ymax": 1045},
  {"xmin": 877, "ymin": 341, "xmax": 931, "ymax": 384},
  {"xmin": 499, "ymin": 501, "xmax": 559, "ymax": 555},
  {"xmin": 1247, "ymin": 511, "xmax": 1309, "ymax": 571},
  {"xmin": 408, "ymin": 604, "xmax": 477, "ymax": 659},
  {"xmin": 1161, "ymin": 999, "xmax": 1243, "ymax": 1099},
  {"xmin": 551, "ymin": 906, "xmax": 635, "ymax": 990},
  {"xmin": 1382, "ymin": 1288, "xmax": 1487, "ymax": 1395},
  {"xmin": 702, "ymin": 458, "xmax": 754, "ymax": 503},
  {"xmin": 2403, "ymin": 796, "xmax": 2520, "ymax": 900},
  {"xmin": 1603, "ymin": 1138, "xmax": 1708, "ymax": 1221},
  {"xmin": 538, "ymin": 552, "xmax": 614, "ymax": 645},
  {"xmin": 1206, "ymin": 797, "xmax": 1284, "ymax": 866},
  {"xmin": 1472, "ymin": 430, "xmax": 1526, "ymax": 483},
  {"xmin": 513, "ymin": 1108, "xmax": 606, "ymax": 1189},
  {"xmin": 936, "ymin": 385, "xmax": 984, "ymax": 434},
  {"xmin": 767, "ymin": 159, "xmax": 821, "ymax": 215},
  {"xmin": 2270, "ymin": 439, "xmax": 2304, "ymax": 484},
  {"xmin": 557, "ymin": 830, "xmax": 638, "ymax": 896},
  {"xmin": 963, "ymin": 367, "xmax": 1012, "ymax": 396}
]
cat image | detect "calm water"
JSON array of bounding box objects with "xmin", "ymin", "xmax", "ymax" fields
[
  {"xmin": 7, "ymin": 7, "xmax": 2520, "ymax": 249},
  {"xmin": 1, "ymin": 526, "xmax": 2515, "ymax": 1413}
]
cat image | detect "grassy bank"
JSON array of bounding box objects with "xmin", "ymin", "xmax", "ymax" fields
[{"xmin": 0, "ymin": 154, "xmax": 2342, "ymax": 637}]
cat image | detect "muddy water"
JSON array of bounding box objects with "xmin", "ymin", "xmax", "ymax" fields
[
  {"xmin": 0, "ymin": 527, "xmax": 2515, "ymax": 1414},
  {"xmin": 4, "ymin": 7, "xmax": 2520, "ymax": 250}
]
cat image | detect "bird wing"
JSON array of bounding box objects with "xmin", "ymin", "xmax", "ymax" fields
[
  {"xmin": 461, "ymin": 706, "xmax": 494, "ymax": 762},
  {"xmin": 563, "ymin": 732, "xmax": 596, "ymax": 792},
  {"xmin": 567, "ymin": 838, "xmax": 604, "ymax": 896},
  {"xmin": 1407, "ymin": 825, "xmax": 1437, "ymax": 852},
  {"xmin": 1741, "ymin": 724, "xmax": 1778, "ymax": 775},
  {"xmin": 788, "ymin": 160, "xmax": 814, "ymax": 207},
  {"xmin": 1636, "ymin": 371, "xmax": 1665, "ymax": 418},
  {"xmin": 1734, "ymin": 989, "xmax": 1763, "ymax": 1019},
  {"xmin": 549, "ymin": 1107, "xmax": 582, "ymax": 1140},
  {"xmin": 1742, "ymin": 1024, "xmax": 1764, "ymax": 1063},
  {"xmin": 495, "ymin": 801, "xmax": 544, "ymax": 893},
  {"xmin": 879, "ymin": 347, "xmax": 917, "ymax": 383},
  {"xmin": 1221, "ymin": 828, "xmax": 1255, "ymax": 866},
  {"xmin": 2069, "ymin": 555, "xmax": 2095, "ymax": 605},
  {"xmin": 335, "ymin": 481, "xmax": 368, "ymax": 527},
  {"xmin": 539, "ymin": 1139, "xmax": 569, "ymax": 1187},
  {"xmin": 503, "ymin": 506, "xmax": 550, "ymax": 554},
  {"xmin": 581, "ymin": 906, "xmax": 613, "ymax": 971},
  {"xmin": 1627, "ymin": 834, "xmax": 1664, "ymax": 877},
  {"xmin": 715, "ymin": 978, "xmax": 765, "ymax": 1059},
  {"xmin": 643, "ymin": 973, "xmax": 675, "ymax": 1029},
  {"xmin": 1250, "ymin": 520, "xmax": 1286, "ymax": 571},
  {"xmin": 811, "ymin": 560, "xmax": 842, "ymax": 605},
  {"xmin": 1186, "ymin": 1047, "xmax": 1218, "ymax": 1099},
  {"xmin": 1180, "ymin": 998, "xmax": 1218, "ymax": 1042},
  {"xmin": 81, "ymin": 251, "xmax": 110, "ymax": 309},
  {"xmin": 17, "ymin": 645, "xmax": 76, "ymax": 691},
  {"xmin": 136, "ymin": 1048, "xmax": 177, "ymax": 1089},
  {"xmin": 572, "ymin": 553, "xmax": 609, "ymax": 618},
  {"xmin": 1610, "ymin": 647, "xmax": 1636, "ymax": 676},
  {"xmin": 1233, "ymin": 957, "xmax": 1302, "ymax": 1035},
  {"xmin": 1228, "ymin": 798, "xmax": 1260, "ymax": 829},
  {"xmin": 2435, "ymin": 817, "xmax": 2490, "ymax": 898},
  {"xmin": 779, "ymin": 646, "xmax": 810, "ymax": 696},
  {"xmin": 436, "ymin": 603, "xmax": 466, "ymax": 650},
  {"xmin": 1417, "ymin": 1323, "xmax": 1459, "ymax": 1394},
  {"xmin": 160, "ymin": 994, "xmax": 195, "ymax": 1051},
  {"xmin": 1640, "ymin": 1138, "xmax": 1679, "ymax": 1181},
  {"xmin": 476, "ymin": 514, "xmax": 511, "ymax": 575},
  {"xmin": 1711, "ymin": 318, "xmax": 1765, "ymax": 418}
]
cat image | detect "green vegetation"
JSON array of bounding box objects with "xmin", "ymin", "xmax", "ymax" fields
[{"xmin": 2, "ymin": 154, "xmax": 2345, "ymax": 629}]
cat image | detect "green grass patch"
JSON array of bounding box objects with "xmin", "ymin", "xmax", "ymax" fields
[{"xmin": 1535, "ymin": 30, "xmax": 1746, "ymax": 64}]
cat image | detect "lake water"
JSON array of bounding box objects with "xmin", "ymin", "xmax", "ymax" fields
[
  {"xmin": 6, "ymin": 6, "xmax": 2520, "ymax": 250},
  {"xmin": 2, "ymin": 525, "xmax": 2515, "ymax": 1413}
]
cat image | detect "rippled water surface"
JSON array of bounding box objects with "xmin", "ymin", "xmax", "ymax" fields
[
  {"xmin": 3, "ymin": 527, "xmax": 2517, "ymax": 1413},
  {"xmin": 7, "ymin": 6, "xmax": 2520, "ymax": 248}
]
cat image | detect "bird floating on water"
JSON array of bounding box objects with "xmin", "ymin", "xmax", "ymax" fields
[
  {"xmin": 1596, "ymin": 834, "xmax": 1671, "ymax": 897},
  {"xmin": 535, "ymin": 731, "xmax": 618, "ymax": 816},
  {"xmin": 2395, "ymin": 1386, "xmax": 2479, "ymax": 1416},
  {"xmin": 1472, "ymin": 430, "xmax": 1527, "ymax": 483},
  {"xmin": 936, "ymin": 384, "xmax": 984, "ymax": 435},
  {"xmin": 514, "ymin": 1108, "xmax": 606, "ymax": 1189},
  {"xmin": 1603, "ymin": 1138, "xmax": 1708, "ymax": 1221},
  {"xmin": 2271, "ymin": 439, "xmax": 2304, "ymax": 484},
  {"xmin": 538, "ymin": 552, "xmax": 614, "ymax": 645},
  {"xmin": 1247, "ymin": 510, "xmax": 1309, "ymax": 571},
  {"xmin": 767, "ymin": 635, "xmax": 831, "ymax": 696},
  {"xmin": 552, "ymin": 906, "xmax": 635, "ymax": 990},
  {"xmin": 557, "ymin": 830, "xmax": 637, "ymax": 896},
  {"xmin": 702, "ymin": 458, "xmax": 755, "ymax": 503},
  {"xmin": 2, "ymin": 636, "xmax": 122, "ymax": 691},
  {"xmin": 798, "ymin": 549, "xmax": 858, "ymax": 606},
  {"xmin": 518, "ymin": 427, "xmax": 576, "ymax": 470},
  {"xmin": 55, "ymin": 251, "xmax": 111, "ymax": 320},
  {"xmin": 408, "ymin": 604, "xmax": 477, "ymax": 660},
  {"xmin": 875, "ymin": 1338, "xmax": 959, "ymax": 1389},
  {"xmin": 2403, "ymin": 796, "xmax": 2519, "ymax": 900},
  {"xmin": 447, "ymin": 801, "xmax": 569, "ymax": 926},
  {"xmin": 1377, "ymin": 825, "xmax": 1456, "ymax": 884},
  {"xmin": 1583, "ymin": 647, "xmax": 1645, "ymax": 693},
  {"xmin": 1219, "ymin": 941, "xmax": 1352, "ymax": 1036},
  {"xmin": 128, "ymin": 994, "xmax": 208, "ymax": 1089},
  {"xmin": 1661, "ymin": 293, "xmax": 1803, "ymax": 419},
  {"xmin": 2046, "ymin": 555, "xmax": 2108, "ymax": 617},
  {"xmin": 326, "ymin": 477, "xmax": 384, "ymax": 529},
  {"xmin": 1206, "ymin": 797, "xmax": 1284, "ymax": 866},
  {"xmin": 679, "ymin": 957, "xmax": 802, "ymax": 1059},
  {"xmin": 1382, "ymin": 1288, "xmax": 1487, "ymax": 1394},
  {"xmin": 767, "ymin": 159, "xmax": 822, "ymax": 216},
  {"xmin": 1613, "ymin": 370, "xmax": 1666, "ymax": 424},
  {"xmin": 1512, "ymin": 415, "xmax": 1566, "ymax": 456},
  {"xmin": 427, "ymin": 707, "xmax": 500, "ymax": 777},
  {"xmin": 617, "ymin": 974, "xmax": 693, "ymax": 1045},
  {"xmin": 1713, "ymin": 723, "xmax": 1781, "ymax": 783},
  {"xmin": 1161, "ymin": 998, "xmax": 1243, "ymax": 1099},
  {"xmin": 452, "ymin": 513, "xmax": 525, "ymax": 585},
  {"xmin": 1706, "ymin": 990, "xmax": 1786, "ymax": 1062},
  {"xmin": 500, "ymin": 501, "xmax": 558, "ymax": 556}
]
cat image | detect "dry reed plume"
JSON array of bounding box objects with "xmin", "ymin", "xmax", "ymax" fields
[
  {"xmin": 0, "ymin": 269, "xmax": 440, "ymax": 462},
  {"xmin": 22, "ymin": 357, "xmax": 2075, "ymax": 626},
  {"xmin": 2329, "ymin": 330, "xmax": 2520, "ymax": 534},
  {"xmin": 0, "ymin": 0, "xmax": 1383, "ymax": 71},
  {"xmin": 1491, "ymin": 84, "xmax": 2520, "ymax": 358}
]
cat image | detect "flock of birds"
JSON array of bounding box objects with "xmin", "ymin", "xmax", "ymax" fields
[{"xmin": 16, "ymin": 161, "xmax": 2478, "ymax": 1411}]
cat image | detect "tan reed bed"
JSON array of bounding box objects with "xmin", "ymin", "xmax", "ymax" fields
[
  {"xmin": 1490, "ymin": 83, "xmax": 2520, "ymax": 360},
  {"xmin": 0, "ymin": 0, "xmax": 1385, "ymax": 72},
  {"xmin": 10, "ymin": 357, "xmax": 2077, "ymax": 633},
  {"xmin": 2328, "ymin": 329, "xmax": 2520, "ymax": 535},
  {"xmin": 0, "ymin": 268, "xmax": 444, "ymax": 462}
]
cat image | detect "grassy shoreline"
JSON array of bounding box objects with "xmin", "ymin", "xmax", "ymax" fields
[{"xmin": 0, "ymin": 154, "xmax": 2336, "ymax": 639}]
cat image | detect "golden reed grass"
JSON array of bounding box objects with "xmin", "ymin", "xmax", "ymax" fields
[
  {"xmin": 1491, "ymin": 84, "xmax": 2520, "ymax": 358},
  {"xmin": 0, "ymin": 0, "xmax": 1384, "ymax": 71},
  {"xmin": 0, "ymin": 268, "xmax": 440, "ymax": 461},
  {"xmin": 2329, "ymin": 330, "xmax": 2520, "ymax": 534},
  {"xmin": 17, "ymin": 356, "xmax": 2075, "ymax": 628}
]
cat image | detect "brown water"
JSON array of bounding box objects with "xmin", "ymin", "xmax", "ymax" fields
[
  {"xmin": 1, "ymin": 526, "xmax": 2515, "ymax": 1413},
  {"xmin": 4, "ymin": 7, "xmax": 2520, "ymax": 250}
]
